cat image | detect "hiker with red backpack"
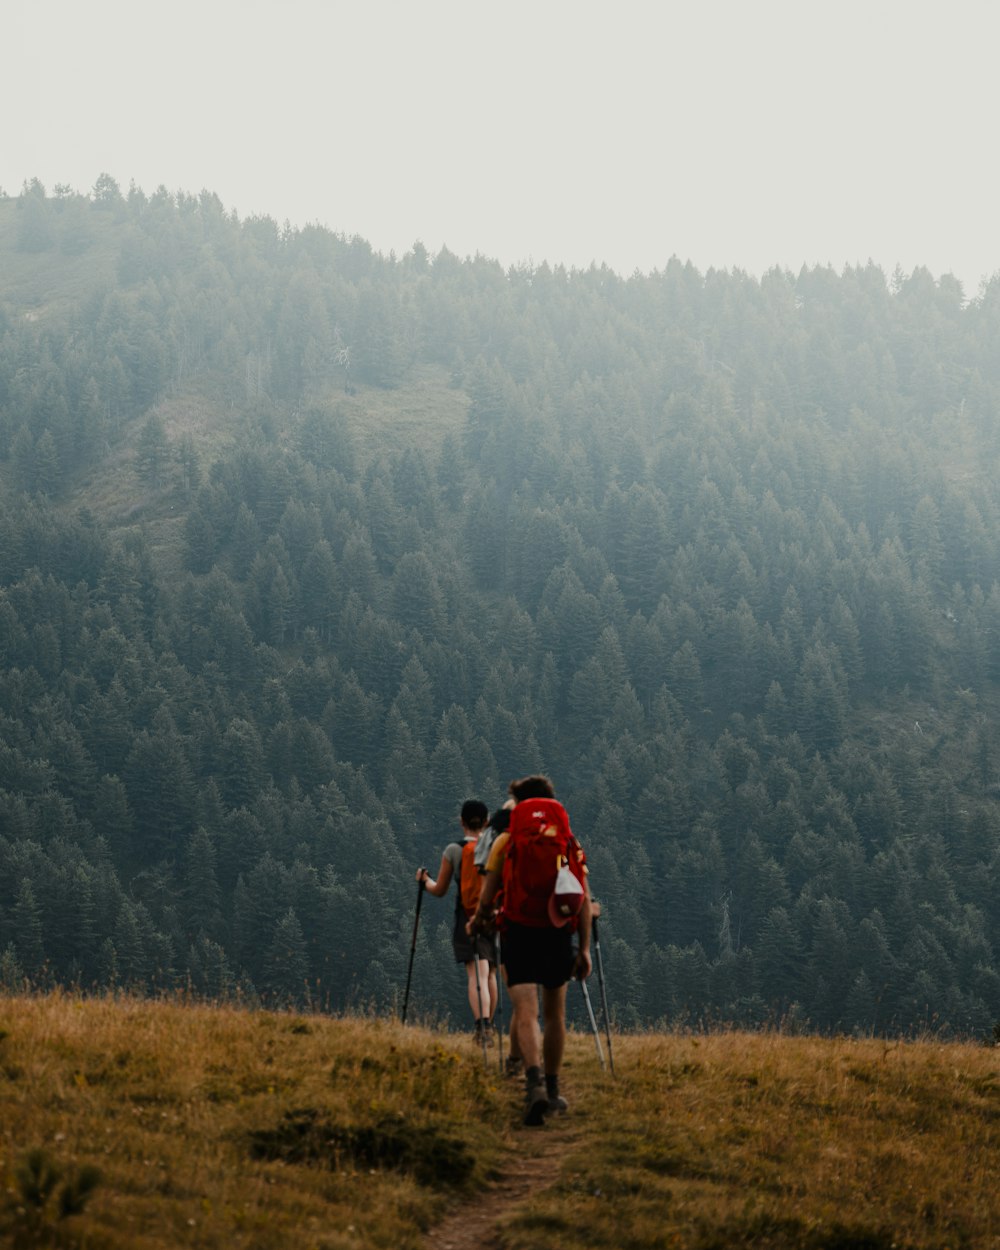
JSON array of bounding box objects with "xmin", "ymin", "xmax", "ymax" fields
[
  {"xmin": 415, "ymin": 799, "xmax": 498, "ymax": 1045},
  {"xmin": 468, "ymin": 774, "xmax": 592, "ymax": 1126},
  {"xmin": 481, "ymin": 803, "xmax": 525, "ymax": 1079}
]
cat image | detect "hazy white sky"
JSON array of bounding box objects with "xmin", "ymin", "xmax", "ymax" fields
[{"xmin": 6, "ymin": 0, "xmax": 999, "ymax": 292}]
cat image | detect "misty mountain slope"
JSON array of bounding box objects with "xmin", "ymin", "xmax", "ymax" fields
[{"xmin": 1, "ymin": 181, "xmax": 1000, "ymax": 1036}]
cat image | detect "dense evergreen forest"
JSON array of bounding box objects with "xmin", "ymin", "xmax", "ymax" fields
[{"xmin": 2, "ymin": 175, "xmax": 1000, "ymax": 1037}]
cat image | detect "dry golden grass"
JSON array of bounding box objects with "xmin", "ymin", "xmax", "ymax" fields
[
  {"xmin": 0, "ymin": 993, "xmax": 509, "ymax": 1249},
  {"xmin": 507, "ymin": 1030, "xmax": 1000, "ymax": 1250},
  {"xmin": 1, "ymin": 995, "xmax": 998, "ymax": 1250}
]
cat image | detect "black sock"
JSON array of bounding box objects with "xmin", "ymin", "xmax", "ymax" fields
[
  {"xmin": 545, "ymin": 1074, "xmax": 559, "ymax": 1098},
  {"xmin": 525, "ymin": 1065, "xmax": 542, "ymax": 1088}
]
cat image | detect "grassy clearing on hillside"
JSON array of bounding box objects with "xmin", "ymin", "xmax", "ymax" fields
[
  {"xmin": 318, "ymin": 366, "xmax": 469, "ymax": 462},
  {"xmin": 109, "ymin": 364, "xmax": 467, "ymax": 574},
  {"xmin": 0, "ymin": 206, "xmax": 120, "ymax": 313},
  {"xmin": 28, "ymin": 360, "xmax": 468, "ymax": 580},
  {"xmin": 1, "ymin": 996, "xmax": 997, "ymax": 1250}
]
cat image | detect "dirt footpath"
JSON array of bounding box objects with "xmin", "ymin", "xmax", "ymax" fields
[{"xmin": 424, "ymin": 1118, "xmax": 581, "ymax": 1250}]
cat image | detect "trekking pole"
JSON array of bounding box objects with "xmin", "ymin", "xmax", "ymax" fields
[
  {"xmin": 578, "ymin": 976, "xmax": 606, "ymax": 1070},
  {"xmin": 401, "ymin": 877, "xmax": 425, "ymax": 1024},
  {"xmin": 494, "ymin": 929, "xmax": 504, "ymax": 1074},
  {"xmin": 592, "ymin": 913, "xmax": 616, "ymax": 1076}
]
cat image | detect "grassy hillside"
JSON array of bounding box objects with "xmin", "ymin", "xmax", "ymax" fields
[
  {"xmin": 55, "ymin": 361, "xmax": 469, "ymax": 582},
  {"xmin": 0, "ymin": 200, "xmax": 120, "ymax": 314},
  {"xmin": 0, "ymin": 995, "xmax": 997, "ymax": 1249},
  {"xmin": 0, "ymin": 194, "xmax": 469, "ymax": 570}
]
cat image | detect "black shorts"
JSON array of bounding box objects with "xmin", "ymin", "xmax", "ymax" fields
[
  {"xmin": 452, "ymin": 910, "xmax": 496, "ymax": 965},
  {"xmin": 501, "ymin": 920, "xmax": 576, "ymax": 989}
]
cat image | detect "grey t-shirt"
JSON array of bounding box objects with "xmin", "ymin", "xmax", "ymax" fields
[{"xmin": 442, "ymin": 841, "xmax": 466, "ymax": 881}]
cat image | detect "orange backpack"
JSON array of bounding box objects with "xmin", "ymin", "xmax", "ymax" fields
[{"xmin": 458, "ymin": 839, "xmax": 482, "ymax": 915}]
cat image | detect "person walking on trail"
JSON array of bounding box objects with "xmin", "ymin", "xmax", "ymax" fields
[
  {"xmin": 468, "ymin": 774, "xmax": 592, "ymax": 1126},
  {"xmin": 484, "ymin": 804, "xmax": 524, "ymax": 1079},
  {"xmin": 415, "ymin": 799, "xmax": 498, "ymax": 1045}
]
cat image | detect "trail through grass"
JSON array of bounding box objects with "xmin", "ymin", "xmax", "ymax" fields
[{"xmin": 1, "ymin": 996, "xmax": 997, "ymax": 1250}]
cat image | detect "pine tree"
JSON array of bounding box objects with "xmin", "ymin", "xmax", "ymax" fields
[
  {"xmin": 0, "ymin": 944, "xmax": 25, "ymax": 991},
  {"xmin": 299, "ymin": 539, "xmax": 340, "ymax": 643},
  {"xmin": 183, "ymin": 827, "xmax": 224, "ymax": 940},
  {"xmin": 391, "ymin": 552, "xmax": 445, "ymax": 636},
  {"xmin": 33, "ymin": 429, "xmax": 62, "ymax": 497},
  {"xmin": 755, "ymin": 906, "xmax": 806, "ymax": 1016},
  {"xmin": 123, "ymin": 716, "xmax": 196, "ymax": 862},
  {"xmin": 12, "ymin": 879, "xmax": 45, "ymax": 981},
  {"xmin": 263, "ymin": 908, "xmax": 310, "ymax": 1008},
  {"xmin": 183, "ymin": 505, "xmax": 217, "ymax": 573},
  {"xmin": 352, "ymin": 282, "xmax": 409, "ymax": 387},
  {"xmin": 113, "ymin": 900, "xmax": 148, "ymax": 989},
  {"xmin": 230, "ymin": 504, "xmax": 263, "ymax": 580},
  {"xmin": 136, "ymin": 414, "xmax": 169, "ymax": 489},
  {"xmin": 16, "ymin": 178, "xmax": 54, "ymax": 251},
  {"xmin": 187, "ymin": 935, "xmax": 235, "ymax": 1000},
  {"xmin": 218, "ymin": 718, "xmax": 266, "ymax": 810}
]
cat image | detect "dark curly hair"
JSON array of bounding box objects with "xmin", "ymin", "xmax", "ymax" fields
[{"xmin": 507, "ymin": 774, "xmax": 556, "ymax": 802}]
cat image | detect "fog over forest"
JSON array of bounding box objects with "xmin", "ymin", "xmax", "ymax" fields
[{"xmin": 1, "ymin": 178, "xmax": 1000, "ymax": 1038}]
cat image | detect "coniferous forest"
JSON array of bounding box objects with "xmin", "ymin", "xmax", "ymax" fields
[{"xmin": 2, "ymin": 175, "xmax": 1000, "ymax": 1037}]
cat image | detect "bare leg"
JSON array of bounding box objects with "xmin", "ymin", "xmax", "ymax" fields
[
  {"xmin": 509, "ymin": 982, "xmax": 550, "ymax": 1125},
  {"xmin": 465, "ymin": 960, "xmax": 485, "ymax": 1021},
  {"xmin": 501, "ymin": 965, "xmax": 521, "ymax": 1061},
  {"xmin": 507, "ymin": 983, "xmax": 541, "ymax": 1070},
  {"xmin": 541, "ymin": 984, "xmax": 568, "ymax": 1074}
]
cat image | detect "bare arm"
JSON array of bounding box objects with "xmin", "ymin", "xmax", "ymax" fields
[{"xmin": 416, "ymin": 852, "xmax": 454, "ymax": 898}]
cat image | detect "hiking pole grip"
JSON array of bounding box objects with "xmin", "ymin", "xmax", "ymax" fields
[
  {"xmin": 592, "ymin": 914, "xmax": 616, "ymax": 1076},
  {"xmin": 401, "ymin": 878, "xmax": 426, "ymax": 1024}
]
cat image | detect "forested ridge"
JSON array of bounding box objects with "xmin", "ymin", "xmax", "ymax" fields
[{"xmin": 2, "ymin": 176, "xmax": 1000, "ymax": 1037}]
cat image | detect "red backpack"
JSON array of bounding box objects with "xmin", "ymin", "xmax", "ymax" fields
[{"xmin": 501, "ymin": 798, "xmax": 586, "ymax": 928}]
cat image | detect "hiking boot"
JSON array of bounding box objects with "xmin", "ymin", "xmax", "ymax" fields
[
  {"xmin": 504, "ymin": 1055, "xmax": 523, "ymax": 1079},
  {"xmin": 547, "ymin": 1092, "xmax": 569, "ymax": 1115},
  {"xmin": 473, "ymin": 1021, "xmax": 495, "ymax": 1046},
  {"xmin": 523, "ymin": 1080, "xmax": 549, "ymax": 1127}
]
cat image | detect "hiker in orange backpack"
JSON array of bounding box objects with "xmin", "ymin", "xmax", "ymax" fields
[
  {"xmin": 468, "ymin": 774, "xmax": 592, "ymax": 1125},
  {"xmin": 484, "ymin": 803, "xmax": 525, "ymax": 1079},
  {"xmin": 415, "ymin": 799, "xmax": 498, "ymax": 1045}
]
